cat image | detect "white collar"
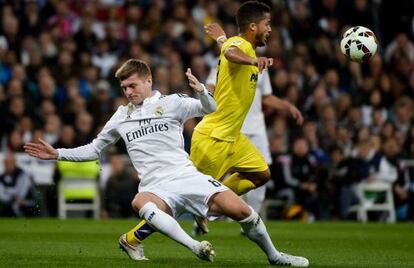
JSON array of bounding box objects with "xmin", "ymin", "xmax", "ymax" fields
[{"xmin": 143, "ymin": 90, "xmax": 161, "ymax": 105}]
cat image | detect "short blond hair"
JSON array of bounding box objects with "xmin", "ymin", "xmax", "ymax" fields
[{"xmin": 115, "ymin": 59, "xmax": 152, "ymax": 81}]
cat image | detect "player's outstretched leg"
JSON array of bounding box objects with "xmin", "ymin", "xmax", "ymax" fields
[
  {"xmin": 128, "ymin": 192, "xmax": 215, "ymax": 261},
  {"xmin": 239, "ymin": 207, "xmax": 309, "ymax": 266},
  {"xmin": 208, "ymin": 190, "xmax": 309, "ymax": 267},
  {"xmin": 135, "ymin": 197, "xmax": 215, "ymax": 262}
]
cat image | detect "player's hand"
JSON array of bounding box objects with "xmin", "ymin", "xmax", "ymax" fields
[
  {"xmin": 252, "ymin": 57, "xmax": 273, "ymax": 73},
  {"xmin": 204, "ymin": 23, "xmax": 226, "ymax": 41},
  {"xmin": 186, "ymin": 68, "xmax": 204, "ymax": 94},
  {"xmin": 288, "ymin": 104, "xmax": 304, "ymax": 125},
  {"xmin": 24, "ymin": 138, "xmax": 58, "ymax": 160}
]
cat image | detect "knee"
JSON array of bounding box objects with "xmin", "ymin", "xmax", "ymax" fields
[
  {"xmin": 239, "ymin": 205, "xmax": 254, "ymax": 220},
  {"xmin": 232, "ymin": 203, "xmax": 254, "ymax": 221},
  {"xmin": 132, "ymin": 196, "xmax": 158, "ymax": 219},
  {"xmin": 131, "ymin": 194, "xmax": 141, "ymax": 212}
]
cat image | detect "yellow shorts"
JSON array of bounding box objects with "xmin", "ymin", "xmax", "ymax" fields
[{"xmin": 190, "ymin": 130, "xmax": 269, "ymax": 180}]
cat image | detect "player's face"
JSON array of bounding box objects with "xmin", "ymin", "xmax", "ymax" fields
[
  {"xmin": 120, "ymin": 73, "xmax": 152, "ymax": 105},
  {"xmin": 255, "ymin": 13, "xmax": 271, "ymax": 47}
]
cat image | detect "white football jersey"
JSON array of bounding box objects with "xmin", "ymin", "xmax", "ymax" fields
[
  {"xmin": 57, "ymin": 90, "xmax": 216, "ymax": 189},
  {"xmin": 206, "ymin": 66, "xmax": 272, "ymax": 135}
]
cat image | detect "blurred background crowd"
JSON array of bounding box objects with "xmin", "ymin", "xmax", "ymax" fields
[{"xmin": 0, "ymin": 0, "xmax": 413, "ymax": 222}]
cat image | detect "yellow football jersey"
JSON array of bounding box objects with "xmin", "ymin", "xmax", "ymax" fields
[{"xmin": 195, "ymin": 36, "xmax": 259, "ymax": 142}]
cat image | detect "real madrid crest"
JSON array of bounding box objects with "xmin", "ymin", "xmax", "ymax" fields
[{"xmin": 155, "ymin": 106, "xmax": 164, "ymax": 116}]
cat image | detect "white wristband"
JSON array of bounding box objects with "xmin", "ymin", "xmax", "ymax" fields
[{"xmin": 217, "ymin": 35, "xmax": 227, "ymax": 45}]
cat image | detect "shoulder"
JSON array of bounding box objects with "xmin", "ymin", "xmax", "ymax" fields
[
  {"xmin": 106, "ymin": 104, "xmax": 128, "ymax": 122},
  {"xmin": 223, "ymin": 36, "xmax": 252, "ymax": 52},
  {"xmin": 114, "ymin": 104, "xmax": 128, "ymax": 116},
  {"xmin": 156, "ymin": 94, "xmax": 193, "ymax": 112},
  {"xmin": 159, "ymin": 93, "xmax": 190, "ymax": 99},
  {"xmin": 174, "ymin": 93, "xmax": 190, "ymax": 98},
  {"xmin": 226, "ymin": 36, "xmax": 245, "ymax": 46}
]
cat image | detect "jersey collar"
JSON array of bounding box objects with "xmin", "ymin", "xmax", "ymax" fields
[{"xmin": 143, "ymin": 90, "xmax": 161, "ymax": 105}]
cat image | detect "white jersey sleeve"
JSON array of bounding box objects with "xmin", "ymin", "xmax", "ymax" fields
[
  {"xmin": 206, "ymin": 67, "xmax": 217, "ymax": 87},
  {"xmin": 57, "ymin": 107, "xmax": 122, "ymax": 161},
  {"xmin": 173, "ymin": 90, "xmax": 216, "ymax": 122},
  {"xmin": 258, "ymin": 69, "xmax": 272, "ymax": 96}
]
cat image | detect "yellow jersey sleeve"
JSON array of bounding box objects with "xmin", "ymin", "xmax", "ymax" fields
[
  {"xmin": 221, "ymin": 36, "xmax": 254, "ymax": 57},
  {"xmin": 194, "ymin": 36, "xmax": 259, "ymax": 142}
]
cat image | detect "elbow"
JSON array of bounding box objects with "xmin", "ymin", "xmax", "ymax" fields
[{"xmin": 224, "ymin": 49, "xmax": 233, "ymax": 61}]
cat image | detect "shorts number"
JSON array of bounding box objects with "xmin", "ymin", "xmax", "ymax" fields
[{"xmin": 208, "ymin": 179, "xmax": 222, "ymax": 187}]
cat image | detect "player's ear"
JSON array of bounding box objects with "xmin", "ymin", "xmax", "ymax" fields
[
  {"xmin": 146, "ymin": 76, "xmax": 152, "ymax": 85},
  {"xmin": 249, "ymin": 22, "xmax": 256, "ymax": 32}
]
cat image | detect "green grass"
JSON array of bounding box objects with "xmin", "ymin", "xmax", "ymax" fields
[{"xmin": 0, "ymin": 219, "xmax": 413, "ymax": 267}]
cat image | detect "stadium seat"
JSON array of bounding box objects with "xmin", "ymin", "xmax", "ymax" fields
[
  {"xmin": 349, "ymin": 181, "xmax": 396, "ymax": 223},
  {"xmin": 57, "ymin": 161, "xmax": 100, "ymax": 219}
]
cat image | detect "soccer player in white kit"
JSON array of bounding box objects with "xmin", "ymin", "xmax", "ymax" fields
[{"xmin": 24, "ymin": 59, "xmax": 308, "ymax": 266}]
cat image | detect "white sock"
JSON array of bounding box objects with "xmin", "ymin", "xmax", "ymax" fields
[
  {"xmin": 139, "ymin": 202, "xmax": 199, "ymax": 251},
  {"xmin": 243, "ymin": 185, "xmax": 266, "ymax": 212},
  {"xmin": 239, "ymin": 207, "xmax": 280, "ymax": 260}
]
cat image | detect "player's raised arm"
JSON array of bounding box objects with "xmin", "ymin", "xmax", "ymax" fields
[
  {"xmin": 185, "ymin": 68, "xmax": 216, "ymax": 114},
  {"xmin": 224, "ymin": 47, "xmax": 273, "ymax": 73},
  {"xmin": 205, "ymin": 23, "xmax": 273, "ymax": 73}
]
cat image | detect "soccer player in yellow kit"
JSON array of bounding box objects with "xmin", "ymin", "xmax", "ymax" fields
[
  {"xmin": 190, "ymin": 2, "xmax": 274, "ymax": 196},
  {"xmin": 202, "ymin": 22, "xmax": 304, "ymax": 235},
  {"xmin": 190, "ymin": 2, "xmax": 302, "ymax": 234}
]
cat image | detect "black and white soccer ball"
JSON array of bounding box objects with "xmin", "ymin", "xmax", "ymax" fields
[{"xmin": 340, "ymin": 26, "xmax": 378, "ymax": 63}]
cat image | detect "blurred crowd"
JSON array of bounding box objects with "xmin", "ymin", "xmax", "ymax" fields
[{"xmin": 0, "ymin": 0, "xmax": 413, "ymax": 221}]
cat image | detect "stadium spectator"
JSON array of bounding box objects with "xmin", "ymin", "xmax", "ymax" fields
[
  {"xmin": 102, "ymin": 152, "xmax": 139, "ymax": 218},
  {"xmin": 0, "ymin": 153, "xmax": 38, "ymax": 217},
  {"xmin": 0, "ymin": 96, "xmax": 27, "ymax": 141},
  {"xmin": 270, "ymin": 137, "xmax": 319, "ymax": 221},
  {"xmin": 87, "ymin": 79, "xmax": 115, "ymax": 130},
  {"xmin": 42, "ymin": 114, "xmax": 61, "ymax": 146},
  {"xmin": 393, "ymin": 96, "xmax": 413, "ymax": 135},
  {"xmin": 394, "ymin": 160, "xmax": 414, "ymax": 221},
  {"xmin": 73, "ymin": 111, "xmax": 94, "ymax": 146},
  {"xmin": 370, "ymin": 137, "xmax": 400, "ymax": 184}
]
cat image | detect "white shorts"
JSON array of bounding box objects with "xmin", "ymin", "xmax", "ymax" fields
[
  {"xmin": 245, "ymin": 131, "xmax": 272, "ymax": 164},
  {"xmin": 140, "ymin": 166, "xmax": 229, "ymax": 218}
]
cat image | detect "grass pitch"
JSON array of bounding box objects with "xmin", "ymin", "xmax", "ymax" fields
[{"xmin": 0, "ymin": 219, "xmax": 413, "ymax": 267}]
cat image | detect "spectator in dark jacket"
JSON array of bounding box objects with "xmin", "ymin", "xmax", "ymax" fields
[{"xmin": 0, "ymin": 153, "xmax": 38, "ymax": 217}]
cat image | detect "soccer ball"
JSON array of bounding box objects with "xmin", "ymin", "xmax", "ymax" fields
[{"xmin": 340, "ymin": 26, "xmax": 378, "ymax": 63}]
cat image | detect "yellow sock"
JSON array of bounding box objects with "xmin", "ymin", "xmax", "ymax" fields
[
  {"xmin": 126, "ymin": 220, "xmax": 154, "ymax": 245},
  {"xmin": 222, "ymin": 173, "xmax": 256, "ymax": 195}
]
